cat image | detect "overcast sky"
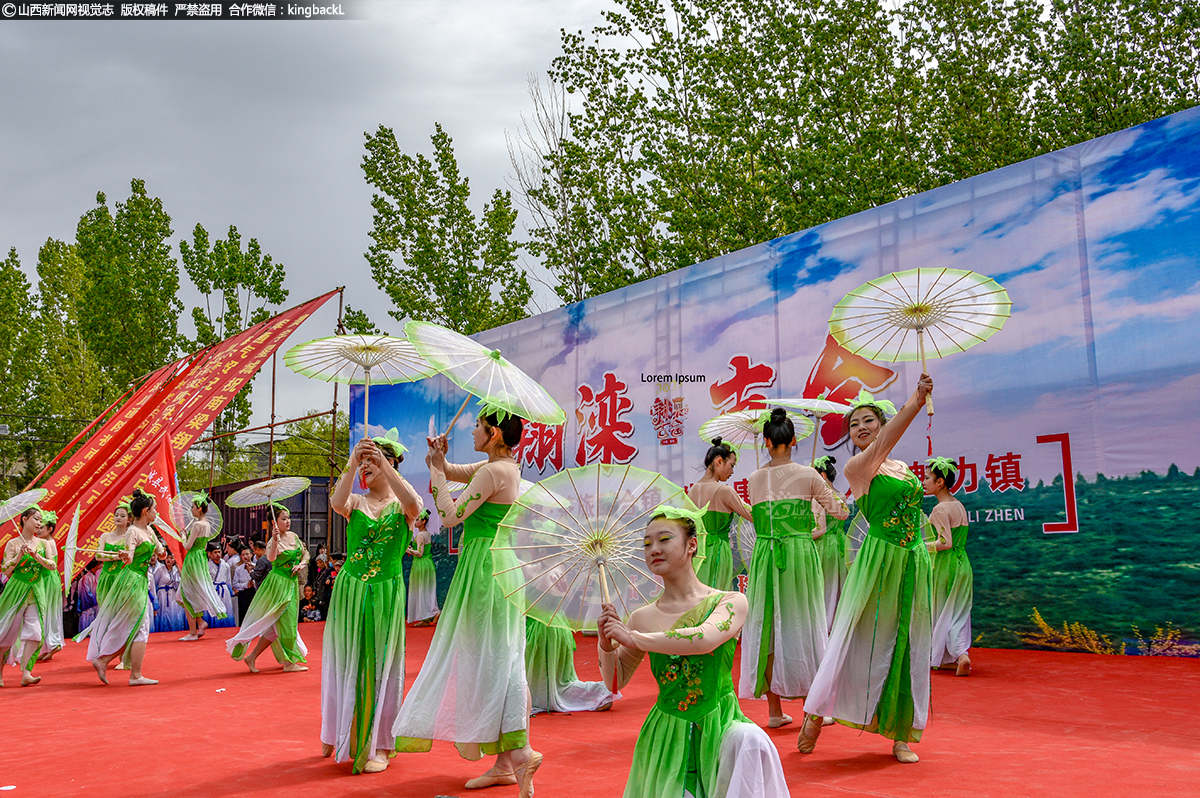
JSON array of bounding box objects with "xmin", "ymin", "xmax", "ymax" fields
[{"xmin": 0, "ymin": 0, "xmax": 611, "ymax": 434}]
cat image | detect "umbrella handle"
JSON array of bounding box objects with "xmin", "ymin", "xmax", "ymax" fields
[
  {"xmin": 597, "ymin": 560, "xmax": 619, "ymax": 694},
  {"xmin": 918, "ymin": 330, "xmax": 934, "ymax": 417},
  {"xmin": 443, "ymin": 393, "xmax": 473, "ymax": 438}
]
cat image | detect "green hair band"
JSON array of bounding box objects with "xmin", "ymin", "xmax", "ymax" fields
[{"xmin": 846, "ymin": 389, "xmax": 897, "ymax": 418}]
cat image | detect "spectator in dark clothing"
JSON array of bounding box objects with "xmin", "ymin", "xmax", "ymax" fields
[
  {"xmin": 316, "ymin": 554, "xmax": 342, "ymax": 616},
  {"xmin": 249, "ymin": 539, "xmax": 271, "ymax": 588},
  {"xmin": 299, "ymin": 585, "xmax": 322, "ymax": 622}
]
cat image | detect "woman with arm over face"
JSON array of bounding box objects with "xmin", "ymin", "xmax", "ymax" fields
[
  {"xmin": 801, "ymin": 376, "xmax": 935, "ymax": 763},
  {"xmin": 738, "ymin": 409, "xmax": 847, "ymax": 728},
  {"xmin": 320, "ymin": 430, "xmax": 423, "ymax": 774},
  {"xmin": 85, "ymin": 489, "xmax": 166, "ymax": 686},
  {"xmin": 924, "ymin": 457, "xmax": 973, "ymax": 676},
  {"xmin": 392, "ymin": 410, "xmax": 541, "ymax": 798},
  {"xmin": 687, "ymin": 438, "xmax": 753, "ymax": 591},
  {"xmin": 0, "ymin": 508, "xmax": 56, "ymax": 686},
  {"xmin": 598, "ymin": 507, "xmax": 788, "ymax": 798},
  {"xmin": 225, "ymin": 505, "xmax": 310, "ymax": 673},
  {"xmin": 178, "ymin": 492, "xmax": 227, "ymax": 640}
]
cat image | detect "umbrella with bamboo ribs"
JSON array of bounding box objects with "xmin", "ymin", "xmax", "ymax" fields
[
  {"xmin": 491, "ymin": 464, "xmax": 703, "ymax": 635},
  {"xmin": 404, "ymin": 320, "xmax": 567, "ymax": 435},
  {"xmin": 697, "ymin": 409, "xmax": 815, "ymax": 466},
  {"xmin": 171, "ymin": 491, "xmax": 225, "ymax": 539},
  {"xmin": 61, "ymin": 506, "xmax": 81, "ymax": 597},
  {"xmin": 283, "ymin": 334, "xmax": 437, "ymax": 431},
  {"xmin": 828, "ymin": 267, "xmax": 1011, "ymax": 416},
  {"xmin": 0, "ymin": 488, "xmax": 48, "ymax": 527},
  {"xmin": 770, "ymin": 395, "xmax": 853, "ymax": 463},
  {"xmin": 224, "ymin": 477, "xmax": 312, "ymax": 525}
]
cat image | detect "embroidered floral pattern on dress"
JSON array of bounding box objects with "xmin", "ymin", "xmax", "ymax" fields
[
  {"xmin": 346, "ymin": 518, "xmax": 395, "ymax": 582},
  {"xmin": 880, "ymin": 475, "xmax": 924, "ymax": 547},
  {"xmin": 658, "ymin": 656, "xmax": 705, "ymax": 712}
]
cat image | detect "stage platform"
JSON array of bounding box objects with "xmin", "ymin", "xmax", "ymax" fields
[{"xmin": 2, "ymin": 623, "xmax": 1197, "ymax": 797}]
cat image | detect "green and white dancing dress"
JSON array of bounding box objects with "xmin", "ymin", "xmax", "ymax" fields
[
  {"xmin": 813, "ymin": 503, "xmax": 850, "ymax": 632},
  {"xmin": 616, "ymin": 593, "xmax": 788, "ymax": 798},
  {"xmin": 394, "ymin": 459, "xmax": 528, "ymax": 760},
  {"xmin": 179, "ymin": 529, "xmax": 226, "ymax": 621},
  {"xmin": 929, "ymin": 500, "xmax": 972, "ymax": 668},
  {"xmin": 226, "ymin": 537, "xmax": 306, "ymax": 664},
  {"xmin": 0, "ymin": 542, "xmax": 51, "ymax": 669},
  {"xmin": 406, "ymin": 535, "xmax": 439, "ymax": 622},
  {"xmin": 320, "ymin": 497, "xmax": 411, "ymax": 773},
  {"xmin": 96, "ymin": 538, "xmax": 127, "ymax": 603},
  {"xmin": 32, "ymin": 550, "xmax": 64, "ymax": 655},
  {"xmin": 526, "ymin": 617, "xmax": 615, "ymax": 714},
  {"xmin": 86, "ymin": 540, "xmax": 156, "ymax": 669},
  {"xmin": 738, "ymin": 462, "xmax": 846, "ymax": 700},
  {"xmin": 807, "ymin": 470, "xmax": 933, "ymax": 742},
  {"xmin": 689, "ymin": 481, "xmax": 750, "ymax": 592}
]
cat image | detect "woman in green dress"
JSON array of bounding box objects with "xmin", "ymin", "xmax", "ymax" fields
[
  {"xmin": 320, "ymin": 430, "xmax": 423, "ymax": 774},
  {"xmin": 86, "ymin": 489, "xmax": 165, "ymax": 686},
  {"xmin": 740, "ymin": 408, "xmax": 847, "ymax": 728},
  {"xmin": 811, "ymin": 456, "xmax": 849, "ymax": 633},
  {"xmin": 96, "ymin": 499, "xmax": 132, "ymax": 602},
  {"xmin": 0, "ymin": 507, "xmax": 56, "ymax": 686},
  {"xmin": 405, "ymin": 509, "xmax": 439, "ymax": 625},
  {"xmin": 802, "ymin": 377, "xmax": 935, "ymax": 763},
  {"xmin": 393, "ymin": 409, "xmax": 541, "ymax": 798},
  {"xmin": 226, "ymin": 505, "xmax": 310, "ymax": 672},
  {"xmin": 34, "ymin": 510, "xmax": 65, "ymax": 660},
  {"xmin": 687, "ymin": 437, "xmax": 752, "ymax": 591},
  {"xmin": 924, "ymin": 456, "xmax": 972, "ymax": 676},
  {"xmin": 597, "ymin": 507, "xmax": 787, "ymax": 798},
  {"xmin": 179, "ymin": 492, "xmax": 227, "ymax": 640}
]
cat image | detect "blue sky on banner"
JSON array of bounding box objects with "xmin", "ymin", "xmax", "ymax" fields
[{"xmin": 354, "ymin": 106, "xmax": 1200, "ymax": 495}]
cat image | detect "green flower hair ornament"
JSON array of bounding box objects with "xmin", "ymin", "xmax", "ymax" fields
[
  {"xmin": 40, "ymin": 509, "xmax": 58, "ymax": 526},
  {"xmin": 371, "ymin": 427, "xmax": 408, "ymax": 457},
  {"xmin": 927, "ymin": 456, "xmax": 959, "ymax": 479},
  {"xmin": 757, "ymin": 409, "xmax": 772, "ymax": 429},
  {"xmin": 650, "ymin": 503, "xmax": 708, "ymax": 563},
  {"xmin": 475, "ymin": 398, "xmax": 511, "ymax": 426},
  {"xmin": 192, "ymin": 490, "xmax": 210, "ymax": 507},
  {"xmin": 812, "ymin": 456, "xmax": 833, "ymax": 471},
  {"xmin": 117, "ymin": 496, "xmax": 133, "ymax": 513},
  {"xmin": 845, "ymin": 389, "xmax": 897, "ymax": 418}
]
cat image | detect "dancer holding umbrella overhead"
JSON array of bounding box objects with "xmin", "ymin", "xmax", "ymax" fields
[
  {"xmin": 321, "ymin": 429, "xmax": 423, "ymax": 774},
  {"xmin": 802, "ymin": 376, "xmax": 935, "ymax": 763},
  {"xmin": 597, "ymin": 505, "xmax": 788, "ymax": 798},
  {"xmin": 225, "ymin": 503, "xmax": 310, "ymax": 674}
]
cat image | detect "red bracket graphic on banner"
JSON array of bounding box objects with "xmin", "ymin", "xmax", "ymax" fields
[{"xmin": 1036, "ymin": 432, "xmax": 1078, "ymax": 534}]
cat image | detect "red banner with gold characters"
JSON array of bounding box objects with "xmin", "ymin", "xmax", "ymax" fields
[{"xmin": 15, "ymin": 290, "xmax": 337, "ymax": 552}]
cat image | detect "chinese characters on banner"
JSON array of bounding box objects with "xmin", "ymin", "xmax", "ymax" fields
[
  {"xmin": 650, "ymin": 396, "xmax": 689, "ymax": 446},
  {"xmin": 909, "ymin": 451, "xmax": 1026, "ymax": 494},
  {"xmin": 513, "ymin": 421, "xmax": 565, "ymax": 474},
  {"xmin": 710, "ymin": 355, "xmax": 776, "ymax": 412},
  {"xmin": 576, "ymin": 372, "xmax": 637, "ymax": 465},
  {"xmin": 803, "ymin": 335, "xmax": 897, "ymax": 447}
]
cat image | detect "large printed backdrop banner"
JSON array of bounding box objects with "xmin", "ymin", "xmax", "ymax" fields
[{"xmin": 358, "ymin": 109, "xmax": 1200, "ymax": 653}]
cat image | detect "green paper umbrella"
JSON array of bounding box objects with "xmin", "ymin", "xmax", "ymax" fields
[{"xmin": 404, "ymin": 320, "xmax": 567, "ymax": 435}]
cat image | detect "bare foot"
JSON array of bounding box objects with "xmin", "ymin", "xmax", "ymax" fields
[
  {"xmin": 129, "ymin": 676, "xmax": 159, "ymax": 686},
  {"xmin": 955, "ymin": 654, "xmax": 972, "ymax": 677},
  {"xmin": 465, "ymin": 767, "xmax": 517, "ymax": 789},
  {"xmin": 93, "ymin": 658, "xmax": 109, "ymax": 685},
  {"xmin": 245, "ymin": 657, "xmax": 259, "ymax": 674},
  {"xmin": 282, "ymin": 663, "xmax": 308, "ymax": 672},
  {"xmin": 20, "ymin": 673, "xmax": 41, "ymax": 687}
]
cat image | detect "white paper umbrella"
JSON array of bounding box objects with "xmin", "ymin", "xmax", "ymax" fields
[
  {"xmin": 829, "ymin": 267, "xmax": 1011, "ymax": 415},
  {"xmin": 697, "ymin": 409, "xmax": 815, "ymax": 467},
  {"xmin": 492, "ymin": 464, "xmax": 699, "ymax": 633},
  {"xmin": 225, "ymin": 477, "xmax": 311, "ymax": 525},
  {"xmin": 62, "ymin": 505, "xmax": 81, "ymax": 597},
  {"xmin": 284, "ymin": 334, "xmax": 436, "ymax": 431},
  {"xmin": 0, "ymin": 488, "xmax": 48, "ymax": 526},
  {"xmin": 172, "ymin": 491, "xmax": 225, "ymax": 539},
  {"xmin": 405, "ymin": 320, "xmax": 567, "ymax": 434}
]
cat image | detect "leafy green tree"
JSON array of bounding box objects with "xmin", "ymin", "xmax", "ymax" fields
[
  {"xmin": 31, "ymin": 238, "xmax": 112, "ymax": 458},
  {"xmin": 0, "ymin": 248, "xmax": 40, "ymax": 493},
  {"xmin": 519, "ymin": 0, "xmax": 1200, "ymax": 304},
  {"xmin": 362, "ymin": 123, "xmax": 532, "ymax": 334},
  {"xmin": 274, "ymin": 410, "xmax": 350, "ymax": 478},
  {"xmin": 343, "ymin": 305, "xmax": 384, "ymax": 335},
  {"xmin": 180, "ymin": 222, "xmax": 288, "ymax": 470},
  {"xmin": 75, "ymin": 179, "xmax": 181, "ymax": 389}
]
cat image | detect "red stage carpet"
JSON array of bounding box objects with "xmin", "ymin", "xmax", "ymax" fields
[{"xmin": 2, "ymin": 624, "xmax": 1197, "ymax": 797}]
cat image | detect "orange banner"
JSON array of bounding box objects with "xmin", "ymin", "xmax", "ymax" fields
[{"xmin": 14, "ymin": 290, "xmax": 337, "ymax": 552}]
